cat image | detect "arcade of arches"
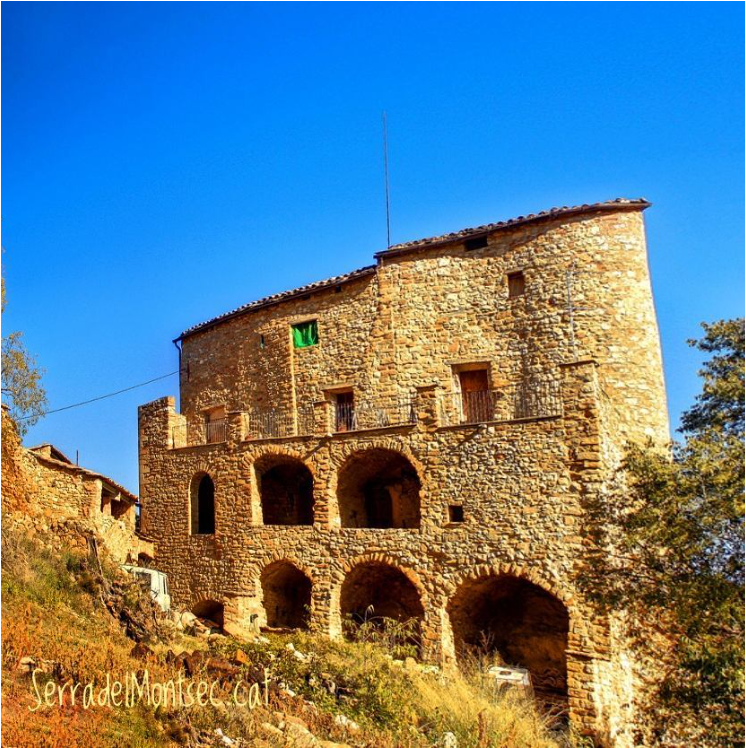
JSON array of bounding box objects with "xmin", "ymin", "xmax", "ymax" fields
[{"xmin": 187, "ymin": 453, "xmax": 571, "ymax": 708}]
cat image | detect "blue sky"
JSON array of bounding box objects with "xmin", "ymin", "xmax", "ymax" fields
[{"xmin": 2, "ymin": 2, "xmax": 743, "ymax": 492}]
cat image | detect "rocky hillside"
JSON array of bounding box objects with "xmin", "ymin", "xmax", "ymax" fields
[{"xmin": 1, "ymin": 517, "xmax": 569, "ymax": 748}]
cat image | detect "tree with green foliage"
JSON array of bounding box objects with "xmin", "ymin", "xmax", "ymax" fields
[
  {"xmin": 1, "ymin": 273, "xmax": 47, "ymax": 436},
  {"xmin": 580, "ymin": 318, "xmax": 744, "ymax": 747}
]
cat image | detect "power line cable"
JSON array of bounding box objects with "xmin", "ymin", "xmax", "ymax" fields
[{"xmin": 15, "ymin": 370, "xmax": 181, "ymax": 421}]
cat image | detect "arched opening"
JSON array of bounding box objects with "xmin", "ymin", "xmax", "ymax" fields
[
  {"xmin": 192, "ymin": 599, "xmax": 224, "ymax": 630},
  {"xmin": 256, "ymin": 456, "xmax": 314, "ymax": 525},
  {"xmin": 337, "ymin": 449, "xmax": 421, "ymax": 528},
  {"xmin": 137, "ymin": 552, "xmax": 154, "ymax": 567},
  {"xmin": 447, "ymin": 574, "xmax": 569, "ymax": 702},
  {"xmin": 190, "ymin": 473, "xmax": 215, "ymax": 535},
  {"xmin": 260, "ymin": 561, "xmax": 312, "ymax": 630},
  {"xmin": 340, "ymin": 562, "xmax": 424, "ymax": 650}
]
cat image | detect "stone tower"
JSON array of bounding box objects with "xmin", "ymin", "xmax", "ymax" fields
[{"xmin": 138, "ymin": 198, "xmax": 669, "ymax": 744}]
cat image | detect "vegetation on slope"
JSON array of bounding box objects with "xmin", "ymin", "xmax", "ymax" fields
[{"xmin": 1, "ymin": 521, "xmax": 567, "ymax": 748}]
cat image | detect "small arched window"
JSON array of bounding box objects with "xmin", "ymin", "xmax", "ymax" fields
[{"xmin": 191, "ymin": 473, "xmax": 215, "ymax": 535}]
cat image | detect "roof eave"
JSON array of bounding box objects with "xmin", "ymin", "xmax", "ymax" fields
[
  {"xmin": 375, "ymin": 199, "xmax": 651, "ymax": 259},
  {"xmin": 175, "ymin": 264, "xmax": 377, "ymax": 342},
  {"xmin": 174, "ymin": 198, "xmax": 651, "ymax": 340}
]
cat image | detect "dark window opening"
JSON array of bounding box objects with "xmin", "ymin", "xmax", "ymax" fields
[
  {"xmin": 259, "ymin": 334, "xmax": 266, "ymax": 349},
  {"xmin": 257, "ymin": 456, "xmax": 314, "ymax": 525},
  {"xmin": 508, "ymin": 271, "xmax": 526, "ymax": 298},
  {"xmin": 191, "ymin": 473, "xmax": 216, "ymax": 535},
  {"xmin": 448, "ymin": 505, "xmax": 465, "ymax": 523},
  {"xmin": 111, "ymin": 500, "xmax": 128, "ymax": 520},
  {"xmin": 292, "ymin": 320, "xmax": 319, "ymax": 348},
  {"xmin": 464, "ymin": 235, "xmax": 489, "ymax": 251},
  {"xmin": 102, "ymin": 491, "xmax": 131, "ymax": 522},
  {"xmin": 337, "ymin": 448, "xmax": 421, "ymax": 529}
]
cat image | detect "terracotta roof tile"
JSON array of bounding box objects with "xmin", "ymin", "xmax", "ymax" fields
[
  {"xmin": 178, "ymin": 265, "xmax": 377, "ymax": 339},
  {"xmin": 376, "ymin": 198, "xmax": 650, "ymax": 257}
]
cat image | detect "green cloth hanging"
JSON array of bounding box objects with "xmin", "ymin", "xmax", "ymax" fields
[{"xmin": 292, "ymin": 320, "xmax": 319, "ymax": 348}]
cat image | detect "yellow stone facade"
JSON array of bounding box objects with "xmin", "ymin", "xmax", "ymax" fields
[{"xmin": 138, "ymin": 199, "xmax": 669, "ymax": 744}]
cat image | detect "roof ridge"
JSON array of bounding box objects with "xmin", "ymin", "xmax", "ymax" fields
[{"xmin": 378, "ymin": 197, "xmax": 650, "ymax": 255}]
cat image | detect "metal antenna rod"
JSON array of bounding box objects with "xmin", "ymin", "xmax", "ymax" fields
[{"xmin": 382, "ymin": 111, "xmax": 391, "ymax": 248}]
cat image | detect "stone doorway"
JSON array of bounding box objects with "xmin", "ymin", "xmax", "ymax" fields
[{"xmin": 340, "ymin": 561, "xmax": 423, "ymax": 650}]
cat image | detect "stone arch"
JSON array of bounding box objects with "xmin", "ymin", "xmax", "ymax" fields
[
  {"xmin": 189, "ymin": 471, "xmax": 215, "ymax": 535},
  {"xmin": 332, "ymin": 555, "xmax": 426, "ymax": 649},
  {"xmin": 243, "ymin": 448, "xmax": 319, "ymax": 526},
  {"xmin": 442, "ymin": 563, "xmax": 575, "ymax": 612},
  {"xmin": 334, "ymin": 446, "xmax": 422, "ymax": 528},
  {"xmin": 329, "ymin": 437, "xmax": 425, "ymax": 479},
  {"xmin": 336, "ymin": 552, "xmax": 428, "ymax": 595},
  {"xmin": 446, "ymin": 566, "xmax": 572, "ymax": 703},
  {"xmin": 260, "ymin": 560, "xmax": 313, "ymax": 630},
  {"xmin": 190, "ymin": 596, "xmax": 224, "ymax": 630},
  {"xmin": 248, "ymin": 550, "xmax": 317, "ymax": 590}
]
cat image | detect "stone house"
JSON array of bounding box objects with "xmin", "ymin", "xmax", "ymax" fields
[
  {"xmin": 1, "ymin": 405, "xmax": 152, "ymax": 564},
  {"xmin": 138, "ymin": 198, "xmax": 669, "ymax": 743},
  {"xmin": 26, "ymin": 442, "xmax": 139, "ymax": 528}
]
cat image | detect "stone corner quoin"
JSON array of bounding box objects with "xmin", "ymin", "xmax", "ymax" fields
[{"xmin": 137, "ymin": 198, "xmax": 670, "ymax": 745}]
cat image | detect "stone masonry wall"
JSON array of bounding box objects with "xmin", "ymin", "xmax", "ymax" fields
[{"xmin": 176, "ymin": 209, "xmax": 668, "ymax": 451}]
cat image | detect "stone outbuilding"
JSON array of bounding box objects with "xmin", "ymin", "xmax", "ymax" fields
[
  {"xmin": 27, "ymin": 442, "xmax": 139, "ymax": 528},
  {"xmin": 2, "ymin": 406, "xmax": 152, "ymax": 564}
]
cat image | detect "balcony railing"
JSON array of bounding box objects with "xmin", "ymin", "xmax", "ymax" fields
[
  {"xmin": 171, "ymin": 417, "xmax": 228, "ymax": 448},
  {"xmin": 334, "ymin": 396, "xmax": 416, "ymax": 433},
  {"xmin": 243, "ymin": 405, "xmax": 315, "ymax": 440},
  {"xmin": 206, "ymin": 418, "xmax": 228, "ymax": 444},
  {"xmin": 439, "ymin": 382, "xmax": 562, "ymax": 426},
  {"xmin": 168, "ymin": 383, "xmax": 562, "ymax": 449}
]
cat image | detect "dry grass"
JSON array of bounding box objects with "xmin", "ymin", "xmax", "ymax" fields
[{"xmin": 1, "ymin": 521, "xmax": 576, "ymax": 748}]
